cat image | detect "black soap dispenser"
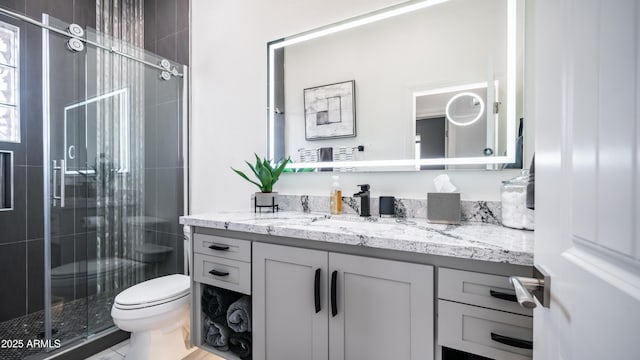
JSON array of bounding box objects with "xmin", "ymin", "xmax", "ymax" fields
[{"xmin": 379, "ymin": 196, "xmax": 395, "ymax": 217}]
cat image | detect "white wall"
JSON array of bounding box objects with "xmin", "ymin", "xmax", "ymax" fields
[{"xmin": 190, "ymin": 0, "xmax": 526, "ymax": 213}]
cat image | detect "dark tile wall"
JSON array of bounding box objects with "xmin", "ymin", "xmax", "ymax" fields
[
  {"xmin": 142, "ymin": 0, "xmax": 188, "ymax": 277},
  {"xmin": 0, "ymin": 0, "xmax": 96, "ymax": 323},
  {"xmin": 144, "ymin": 0, "xmax": 189, "ymax": 65}
]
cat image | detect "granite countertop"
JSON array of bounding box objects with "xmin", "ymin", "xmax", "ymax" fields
[{"xmin": 180, "ymin": 211, "xmax": 534, "ymax": 266}]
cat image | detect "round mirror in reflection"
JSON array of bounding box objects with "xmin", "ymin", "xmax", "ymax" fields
[{"xmin": 445, "ymin": 92, "xmax": 485, "ymax": 127}]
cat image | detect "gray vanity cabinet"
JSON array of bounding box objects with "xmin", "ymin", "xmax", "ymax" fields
[
  {"xmin": 253, "ymin": 242, "xmax": 434, "ymax": 360},
  {"xmin": 328, "ymin": 253, "xmax": 434, "ymax": 360},
  {"xmin": 437, "ymin": 268, "xmax": 533, "ymax": 359},
  {"xmin": 252, "ymin": 242, "xmax": 329, "ymax": 360}
]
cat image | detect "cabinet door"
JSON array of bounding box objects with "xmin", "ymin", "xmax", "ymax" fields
[
  {"xmin": 253, "ymin": 243, "xmax": 329, "ymax": 360},
  {"xmin": 329, "ymin": 253, "xmax": 434, "ymax": 360}
]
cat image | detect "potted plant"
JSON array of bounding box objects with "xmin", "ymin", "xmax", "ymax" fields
[{"xmin": 232, "ymin": 154, "xmax": 290, "ymax": 211}]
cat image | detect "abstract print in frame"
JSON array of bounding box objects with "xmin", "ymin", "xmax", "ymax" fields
[{"xmin": 304, "ymin": 80, "xmax": 356, "ymax": 140}]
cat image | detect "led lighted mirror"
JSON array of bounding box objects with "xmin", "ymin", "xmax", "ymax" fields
[{"xmin": 268, "ymin": 0, "xmax": 527, "ymax": 171}]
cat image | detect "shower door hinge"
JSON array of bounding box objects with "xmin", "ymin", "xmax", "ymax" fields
[
  {"xmin": 65, "ymin": 24, "xmax": 85, "ymax": 52},
  {"xmin": 67, "ymin": 24, "xmax": 85, "ymax": 37},
  {"xmin": 494, "ymin": 101, "xmax": 501, "ymax": 114},
  {"xmin": 66, "ymin": 38, "xmax": 84, "ymax": 52},
  {"xmin": 159, "ymin": 59, "xmax": 179, "ymax": 80}
]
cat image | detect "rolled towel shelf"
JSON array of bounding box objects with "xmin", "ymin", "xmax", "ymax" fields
[
  {"xmin": 227, "ymin": 295, "xmax": 252, "ymax": 333},
  {"xmin": 229, "ymin": 331, "xmax": 252, "ymax": 359},
  {"xmin": 203, "ymin": 315, "xmax": 232, "ymax": 351},
  {"xmin": 202, "ymin": 286, "xmax": 241, "ymax": 321}
]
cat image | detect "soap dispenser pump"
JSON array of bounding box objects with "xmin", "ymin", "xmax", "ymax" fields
[{"xmin": 330, "ymin": 176, "xmax": 342, "ymax": 215}]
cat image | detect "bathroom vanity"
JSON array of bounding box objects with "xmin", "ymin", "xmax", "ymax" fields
[
  {"xmin": 184, "ymin": 0, "xmax": 535, "ymax": 357},
  {"xmin": 181, "ymin": 211, "xmax": 534, "ymax": 360}
]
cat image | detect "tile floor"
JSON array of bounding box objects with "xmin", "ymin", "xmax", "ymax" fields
[
  {"xmin": 0, "ymin": 291, "xmax": 117, "ymax": 360},
  {"xmin": 85, "ymin": 339, "xmax": 222, "ymax": 360}
]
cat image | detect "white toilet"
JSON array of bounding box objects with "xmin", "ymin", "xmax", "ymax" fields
[{"xmin": 111, "ymin": 274, "xmax": 192, "ymax": 360}]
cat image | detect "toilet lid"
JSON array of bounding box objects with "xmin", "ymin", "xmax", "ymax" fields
[{"xmin": 114, "ymin": 274, "xmax": 190, "ymax": 309}]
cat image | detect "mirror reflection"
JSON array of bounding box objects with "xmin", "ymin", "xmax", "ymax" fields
[
  {"xmin": 414, "ymin": 83, "xmax": 498, "ymax": 170},
  {"xmin": 269, "ymin": 0, "xmax": 527, "ymax": 171},
  {"xmin": 64, "ymin": 88, "xmax": 130, "ymax": 175}
]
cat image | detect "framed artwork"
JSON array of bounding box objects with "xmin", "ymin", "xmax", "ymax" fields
[{"xmin": 303, "ymin": 80, "xmax": 356, "ymax": 140}]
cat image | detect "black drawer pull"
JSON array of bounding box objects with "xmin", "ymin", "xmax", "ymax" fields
[
  {"xmin": 490, "ymin": 332, "xmax": 533, "ymax": 349},
  {"xmin": 331, "ymin": 271, "xmax": 338, "ymax": 317},
  {"xmin": 490, "ymin": 290, "xmax": 518, "ymax": 302},
  {"xmin": 314, "ymin": 269, "xmax": 321, "ymax": 313},
  {"xmin": 209, "ymin": 244, "xmax": 230, "ymax": 251},
  {"xmin": 208, "ymin": 269, "xmax": 230, "ymax": 277}
]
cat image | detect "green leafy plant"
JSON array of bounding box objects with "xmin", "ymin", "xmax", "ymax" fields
[{"xmin": 232, "ymin": 154, "xmax": 291, "ymax": 193}]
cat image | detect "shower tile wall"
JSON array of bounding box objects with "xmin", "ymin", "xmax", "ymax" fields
[
  {"xmin": 142, "ymin": 0, "xmax": 189, "ymax": 276},
  {"xmin": 144, "ymin": 0, "xmax": 189, "ymax": 65},
  {"xmin": 0, "ymin": 0, "xmax": 96, "ymax": 323}
]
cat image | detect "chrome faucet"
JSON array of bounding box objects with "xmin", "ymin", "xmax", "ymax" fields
[{"xmin": 353, "ymin": 184, "xmax": 371, "ymax": 217}]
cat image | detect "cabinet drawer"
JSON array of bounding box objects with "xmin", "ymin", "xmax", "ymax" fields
[
  {"xmin": 438, "ymin": 268, "xmax": 532, "ymax": 316},
  {"xmin": 193, "ymin": 253, "xmax": 251, "ymax": 295},
  {"xmin": 194, "ymin": 233, "xmax": 251, "ymax": 262},
  {"xmin": 438, "ymin": 300, "xmax": 532, "ymax": 360}
]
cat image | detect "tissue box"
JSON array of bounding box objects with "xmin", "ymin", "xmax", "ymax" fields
[{"xmin": 427, "ymin": 193, "xmax": 461, "ymax": 224}]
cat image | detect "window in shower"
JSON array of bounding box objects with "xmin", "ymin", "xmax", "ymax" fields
[{"xmin": 0, "ymin": 20, "xmax": 19, "ymax": 143}]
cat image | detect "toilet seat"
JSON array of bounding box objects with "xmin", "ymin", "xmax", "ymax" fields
[{"xmin": 114, "ymin": 274, "xmax": 190, "ymax": 310}]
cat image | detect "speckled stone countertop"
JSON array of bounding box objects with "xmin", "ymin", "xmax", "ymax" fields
[{"xmin": 180, "ymin": 211, "xmax": 534, "ymax": 266}]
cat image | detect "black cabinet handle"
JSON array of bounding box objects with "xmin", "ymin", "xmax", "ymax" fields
[
  {"xmin": 208, "ymin": 269, "xmax": 230, "ymax": 277},
  {"xmin": 490, "ymin": 332, "xmax": 533, "ymax": 349},
  {"xmin": 490, "ymin": 290, "xmax": 518, "ymax": 302},
  {"xmin": 314, "ymin": 269, "xmax": 321, "ymax": 313},
  {"xmin": 209, "ymin": 244, "xmax": 230, "ymax": 251},
  {"xmin": 331, "ymin": 271, "xmax": 338, "ymax": 317}
]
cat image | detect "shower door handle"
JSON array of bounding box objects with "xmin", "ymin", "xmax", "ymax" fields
[{"xmin": 52, "ymin": 159, "xmax": 66, "ymax": 208}]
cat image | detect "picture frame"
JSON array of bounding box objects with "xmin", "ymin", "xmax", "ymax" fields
[{"xmin": 303, "ymin": 80, "xmax": 356, "ymax": 140}]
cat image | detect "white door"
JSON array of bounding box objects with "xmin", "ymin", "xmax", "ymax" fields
[
  {"xmin": 328, "ymin": 253, "xmax": 434, "ymax": 360},
  {"xmin": 253, "ymin": 243, "xmax": 329, "ymax": 360},
  {"xmin": 533, "ymin": 0, "xmax": 640, "ymax": 358}
]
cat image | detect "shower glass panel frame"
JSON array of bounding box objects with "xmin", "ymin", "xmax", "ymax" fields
[{"xmin": 42, "ymin": 12, "xmax": 188, "ymax": 353}]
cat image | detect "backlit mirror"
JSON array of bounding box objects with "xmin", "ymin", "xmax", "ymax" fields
[{"xmin": 268, "ymin": 0, "xmax": 527, "ymax": 171}]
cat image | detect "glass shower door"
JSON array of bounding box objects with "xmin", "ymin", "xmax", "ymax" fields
[
  {"xmin": 44, "ymin": 14, "xmax": 185, "ymax": 346},
  {"xmin": 46, "ymin": 15, "xmax": 92, "ymax": 344}
]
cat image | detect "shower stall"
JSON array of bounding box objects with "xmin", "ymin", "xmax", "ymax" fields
[{"xmin": 0, "ymin": 3, "xmax": 187, "ymax": 359}]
